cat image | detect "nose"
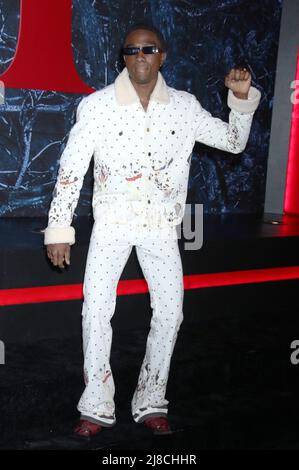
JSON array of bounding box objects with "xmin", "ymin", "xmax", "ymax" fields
[{"xmin": 136, "ymin": 48, "xmax": 146, "ymax": 60}]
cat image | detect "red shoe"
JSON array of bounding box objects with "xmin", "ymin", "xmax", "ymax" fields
[
  {"xmin": 143, "ymin": 416, "xmax": 172, "ymax": 435},
  {"xmin": 74, "ymin": 419, "xmax": 103, "ymax": 437}
]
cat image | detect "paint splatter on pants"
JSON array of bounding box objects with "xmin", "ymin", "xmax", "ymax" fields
[{"xmin": 77, "ymin": 222, "xmax": 184, "ymax": 427}]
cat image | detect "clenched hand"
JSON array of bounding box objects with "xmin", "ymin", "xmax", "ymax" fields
[{"xmin": 225, "ymin": 67, "xmax": 251, "ymax": 99}]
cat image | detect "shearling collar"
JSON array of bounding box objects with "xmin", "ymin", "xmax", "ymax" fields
[{"xmin": 114, "ymin": 67, "xmax": 170, "ymax": 106}]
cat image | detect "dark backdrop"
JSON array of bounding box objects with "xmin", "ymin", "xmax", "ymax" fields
[{"xmin": 0, "ymin": 0, "xmax": 282, "ymax": 216}]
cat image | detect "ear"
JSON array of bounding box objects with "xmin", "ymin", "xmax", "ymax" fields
[{"xmin": 160, "ymin": 52, "xmax": 167, "ymax": 67}]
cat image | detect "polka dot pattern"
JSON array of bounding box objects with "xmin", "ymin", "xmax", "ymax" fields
[{"xmin": 77, "ymin": 224, "xmax": 184, "ymax": 425}]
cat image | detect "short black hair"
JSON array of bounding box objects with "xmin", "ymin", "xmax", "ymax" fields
[{"xmin": 123, "ymin": 21, "xmax": 167, "ymax": 51}]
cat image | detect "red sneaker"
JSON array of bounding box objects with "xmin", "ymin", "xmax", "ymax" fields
[
  {"xmin": 143, "ymin": 416, "xmax": 172, "ymax": 435},
  {"xmin": 74, "ymin": 419, "xmax": 103, "ymax": 437}
]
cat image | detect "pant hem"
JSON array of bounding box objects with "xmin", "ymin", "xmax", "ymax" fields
[
  {"xmin": 132, "ymin": 409, "xmax": 168, "ymax": 424},
  {"xmin": 80, "ymin": 413, "xmax": 116, "ymax": 427}
]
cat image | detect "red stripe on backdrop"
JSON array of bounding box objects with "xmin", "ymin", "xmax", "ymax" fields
[
  {"xmin": 1, "ymin": 266, "xmax": 299, "ymax": 306},
  {"xmin": 284, "ymin": 47, "xmax": 299, "ymax": 214}
]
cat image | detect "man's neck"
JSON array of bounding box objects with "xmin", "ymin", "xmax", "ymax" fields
[{"xmin": 129, "ymin": 75, "xmax": 158, "ymax": 111}]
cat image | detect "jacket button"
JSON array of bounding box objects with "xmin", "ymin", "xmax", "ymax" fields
[{"xmin": 148, "ymin": 152, "xmax": 151, "ymax": 156}]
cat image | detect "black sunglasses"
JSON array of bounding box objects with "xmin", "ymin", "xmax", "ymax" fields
[{"xmin": 122, "ymin": 45, "xmax": 163, "ymax": 56}]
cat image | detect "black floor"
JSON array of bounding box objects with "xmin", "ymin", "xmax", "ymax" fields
[{"xmin": 1, "ymin": 280, "xmax": 299, "ymax": 450}]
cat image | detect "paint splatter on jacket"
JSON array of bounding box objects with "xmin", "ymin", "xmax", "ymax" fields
[{"xmin": 44, "ymin": 67, "xmax": 261, "ymax": 245}]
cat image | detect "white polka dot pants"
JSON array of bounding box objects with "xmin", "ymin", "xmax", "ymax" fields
[{"xmin": 77, "ymin": 223, "xmax": 184, "ymax": 426}]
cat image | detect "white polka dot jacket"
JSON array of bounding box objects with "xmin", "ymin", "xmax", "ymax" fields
[{"xmin": 44, "ymin": 67, "xmax": 261, "ymax": 245}]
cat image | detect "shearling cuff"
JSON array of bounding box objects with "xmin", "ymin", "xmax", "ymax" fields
[
  {"xmin": 43, "ymin": 226, "xmax": 75, "ymax": 245},
  {"xmin": 227, "ymin": 86, "xmax": 261, "ymax": 114}
]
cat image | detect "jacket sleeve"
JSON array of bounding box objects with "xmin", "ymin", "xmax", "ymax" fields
[
  {"xmin": 43, "ymin": 95, "xmax": 98, "ymax": 245},
  {"xmin": 193, "ymin": 86, "xmax": 261, "ymax": 154}
]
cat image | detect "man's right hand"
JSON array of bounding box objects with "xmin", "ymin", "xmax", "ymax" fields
[{"xmin": 46, "ymin": 243, "xmax": 71, "ymax": 269}]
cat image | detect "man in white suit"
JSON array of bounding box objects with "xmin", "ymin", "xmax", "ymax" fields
[{"xmin": 44, "ymin": 22, "xmax": 261, "ymax": 437}]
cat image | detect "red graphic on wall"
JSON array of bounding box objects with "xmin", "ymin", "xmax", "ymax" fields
[{"xmin": 0, "ymin": 0, "xmax": 94, "ymax": 94}]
